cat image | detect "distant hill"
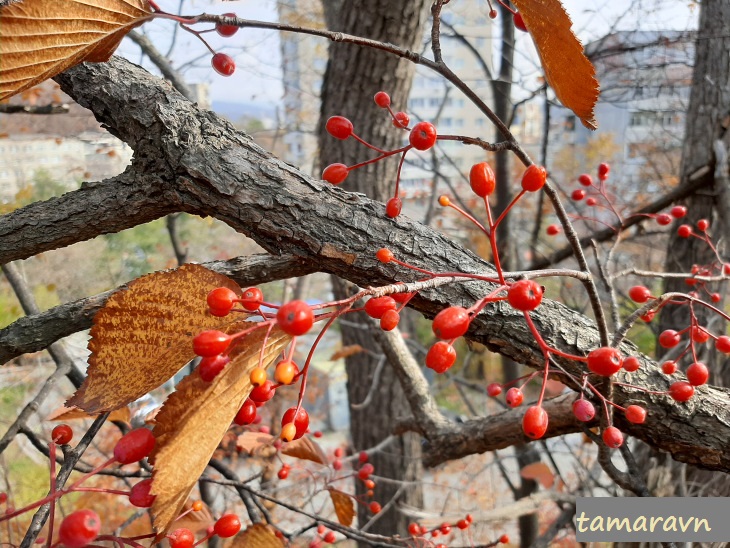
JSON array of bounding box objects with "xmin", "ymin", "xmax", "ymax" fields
[{"xmin": 210, "ymin": 100, "xmax": 278, "ymax": 124}]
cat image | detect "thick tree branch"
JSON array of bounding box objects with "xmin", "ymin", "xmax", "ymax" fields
[{"xmin": 0, "ymin": 56, "xmax": 716, "ymax": 472}]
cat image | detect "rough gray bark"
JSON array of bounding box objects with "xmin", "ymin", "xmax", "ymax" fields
[
  {"xmin": 0, "ymin": 56, "xmax": 727, "ymax": 474},
  {"xmin": 318, "ymin": 0, "xmax": 429, "ymax": 538}
]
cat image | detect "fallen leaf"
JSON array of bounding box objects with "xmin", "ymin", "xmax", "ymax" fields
[
  {"xmin": 281, "ymin": 436, "xmax": 328, "ymax": 465},
  {"xmin": 330, "ymin": 344, "xmax": 364, "ymax": 361},
  {"xmin": 148, "ymin": 326, "xmax": 290, "ymax": 536},
  {"xmin": 520, "ymin": 461, "xmax": 554, "ymax": 488},
  {"xmin": 67, "ymin": 264, "xmax": 243, "ymax": 414},
  {"xmin": 512, "ymin": 0, "xmax": 599, "ymax": 129},
  {"xmin": 47, "ymin": 406, "xmax": 131, "ymax": 425},
  {"xmin": 328, "ymin": 488, "xmax": 355, "ymax": 527},
  {"xmin": 0, "ymin": 0, "xmax": 152, "ymax": 101},
  {"xmin": 236, "ymin": 432, "xmax": 275, "ymax": 455},
  {"xmin": 230, "ymin": 524, "xmax": 284, "ymax": 548}
]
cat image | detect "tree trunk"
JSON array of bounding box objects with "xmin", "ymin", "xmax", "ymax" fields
[{"xmin": 318, "ymin": 0, "xmax": 430, "ymax": 538}]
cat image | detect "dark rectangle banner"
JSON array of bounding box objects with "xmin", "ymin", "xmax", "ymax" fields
[{"xmin": 575, "ymin": 497, "xmax": 730, "ymax": 542}]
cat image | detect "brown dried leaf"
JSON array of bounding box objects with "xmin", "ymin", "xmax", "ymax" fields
[
  {"xmin": 512, "ymin": 0, "xmax": 599, "ymax": 129},
  {"xmin": 230, "ymin": 524, "xmax": 284, "ymax": 548},
  {"xmin": 236, "ymin": 432, "xmax": 275, "ymax": 455},
  {"xmin": 47, "ymin": 406, "xmax": 131, "ymax": 424},
  {"xmin": 329, "ymin": 344, "xmax": 364, "ymax": 361},
  {"xmin": 148, "ymin": 326, "xmax": 291, "ymax": 536},
  {"xmin": 520, "ymin": 461, "xmax": 554, "ymax": 488},
  {"xmin": 67, "ymin": 264, "xmax": 243, "ymax": 414},
  {"xmin": 0, "ymin": 0, "xmax": 152, "ymax": 101},
  {"xmin": 281, "ymin": 436, "xmax": 328, "ymax": 466},
  {"xmin": 328, "ymin": 488, "xmax": 355, "ymax": 527}
]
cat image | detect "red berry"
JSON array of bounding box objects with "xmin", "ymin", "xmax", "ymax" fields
[
  {"xmin": 234, "ymin": 398, "xmax": 257, "ymax": 425},
  {"xmin": 359, "ymin": 451, "xmax": 369, "ymax": 463},
  {"xmin": 409, "ymin": 121, "xmax": 437, "ymax": 151},
  {"xmin": 193, "ymin": 330, "xmax": 231, "ymax": 357},
  {"xmin": 278, "ymin": 466, "xmax": 289, "ymax": 480},
  {"xmin": 59, "ymin": 510, "xmax": 102, "ymax": 548},
  {"xmin": 623, "ymin": 356, "xmax": 640, "ymax": 372},
  {"xmin": 669, "ymin": 381, "xmax": 694, "ymax": 402},
  {"xmin": 658, "ymin": 329, "xmax": 681, "ymax": 348},
  {"xmin": 425, "ymin": 341, "xmax": 457, "ymax": 373},
  {"xmin": 546, "ymin": 224, "xmax": 560, "ymax": 236},
  {"xmin": 249, "ymin": 367, "xmax": 267, "ymax": 387},
  {"xmin": 326, "ymin": 116, "xmax": 353, "ymax": 140},
  {"xmin": 277, "ymin": 300, "xmax": 314, "ymax": 336},
  {"xmin": 469, "ymin": 162, "xmax": 496, "ymax": 197},
  {"xmin": 214, "ymin": 514, "xmax": 241, "ymax": 538},
  {"xmin": 211, "ymin": 53, "xmax": 235, "ymax": 76},
  {"xmin": 571, "ymin": 189, "xmax": 586, "ymax": 201},
  {"xmin": 578, "ymin": 174, "xmax": 593, "ymax": 187},
  {"xmin": 168, "ymin": 528, "xmax": 195, "ymax": 548},
  {"xmin": 207, "ymin": 287, "xmax": 238, "ymax": 316},
  {"xmin": 432, "ymin": 306, "xmax": 470, "ymax": 340},
  {"xmin": 386, "ymin": 197, "xmax": 402, "ymax": 218},
  {"xmin": 358, "ymin": 464, "xmax": 374, "ymax": 480},
  {"xmin": 641, "ymin": 310, "xmax": 655, "ymax": 323},
  {"xmin": 334, "ymin": 447, "xmax": 343, "ymax": 458},
  {"xmin": 725, "ymin": 263, "xmax": 730, "ymax": 275},
  {"xmin": 365, "ymin": 296, "xmax": 397, "ymax": 319},
  {"xmin": 662, "ymin": 361, "xmax": 677, "ymax": 375},
  {"xmin": 466, "ymin": 514, "xmax": 473, "ymax": 524},
  {"xmin": 322, "ymin": 163, "xmax": 349, "ymax": 185},
  {"xmin": 486, "ymin": 383, "xmax": 502, "ymax": 397},
  {"xmin": 281, "ymin": 407, "xmax": 309, "ymax": 440},
  {"xmin": 656, "ymin": 213, "xmax": 672, "ymax": 226},
  {"xmin": 52, "ymin": 424, "xmax": 73, "ymax": 445},
  {"xmin": 216, "ymin": 13, "xmax": 238, "ymax": 37},
  {"xmin": 670, "ymin": 205, "xmax": 687, "ymax": 218},
  {"xmin": 324, "ymin": 531, "xmax": 336, "ymax": 544},
  {"xmin": 376, "ymin": 248, "xmax": 393, "ymax": 263},
  {"xmin": 332, "ymin": 459, "xmax": 342, "ymax": 470},
  {"xmin": 697, "ymin": 218, "xmax": 709, "ymax": 231},
  {"xmin": 677, "ymin": 224, "xmax": 692, "ymax": 238},
  {"xmin": 505, "ymin": 387, "xmax": 523, "ymax": 407},
  {"xmin": 499, "ymin": 534, "xmax": 510, "ymax": 544},
  {"xmin": 625, "ymin": 405, "xmax": 646, "ymax": 424},
  {"xmin": 602, "ymin": 426, "xmax": 623, "ymax": 448},
  {"xmin": 129, "ymin": 478, "xmax": 156, "ymax": 508},
  {"xmin": 391, "ymin": 291, "xmax": 412, "ymax": 303},
  {"xmin": 250, "ymin": 380, "xmax": 276, "ymax": 404},
  {"xmin": 586, "ymin": 197, "xmax": 598, "ymax": 206},
  {"xmin": 240, "ymin": 287, "xmax": 263, "ymax": 311},
  {"xmin": 274, "ymin": 360, "xmax": 299, "ymax": 385},
  {"xmin": 513, "ymin": 12, "xmax": 527, "ymax": 31},
  {"xmin": 114, "ymin": 428, "xmax": 155, "ymax": 464},
  {"xmin": 572, "ymin": 399, "xmax": 595, "ymax": 422},
  {"xmin": 380, "ymin": 310, "xmax": 400, "ymax": 331},
  {"xmin": 710, "ymin": 293, "xmax": 721, "ymax": 303},
  {"xmin": 507, "ymin": 279, "xmax": 543, "ymax": 311},
  {"xmin": 716, "ymin": 336, "xmax": 730, "ymax": 353},
  {"xmin": 521, "ymin": 165, "xmax": 547, "ymax": 192},
  {"xmin": 457, "ymin": 519, "xmax": 469, "ymax": 530},
  {"xmin": 0, "ymin": 492, "xmax": 6, "ymax": 504},
  {"xmin": 408, "ymin": 523, "xmax": 421, "ymax": 536},
  {"xmin": 522, "ymin": 406, "xmax": 548, "ymax": 439},
  {"xmin": 628, "ymin": 285, "xmax": 652, "ymax": 303},
  {"xmin": 374, "ymin": 91, "xmax": 390, "ymax": 108},
  {"xmin": 440, "ymin": 524, "xmax": 451, "ymax": 535},
  {"xmin": 587, "ymin": 347, "xmax": 623, "ymax": 376},
  {"xmin": 199, "ymin": 354, "xmax": 230, "ymax": 382},
  {"xmin": 393, "ymin": 111, "xmax": 410, "ymax": 128},
  {"xmin": 691, "ymin": 326, "xmax": 710, "ymax": 343},
  {"xmin": 686, "ymin": 362, "xmax": 709, "ymax": 386},
  {"xmin": 597, "ymin": 162, "xmax": 610, "ymax": 180},
  {"xmin": 368, "ymin": 503, "xmax": 382, "ymax": 516}
]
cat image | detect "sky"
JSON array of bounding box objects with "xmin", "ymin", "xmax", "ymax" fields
[{"xmin": 119, "ymin": 0, "xmax": 699, "ymax": 112}]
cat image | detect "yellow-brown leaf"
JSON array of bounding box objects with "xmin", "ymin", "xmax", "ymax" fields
[
  {"xmin": 328, "ymin": 488, "xmax": 355, "ymax": 527},
  {"xmin": 330, "ymin": 344, "xmax": 364, "ymax": 361},
  {"xmin": 0, "ymin": 0, "xmax": 152, "ymax": 101},
  {"xmin": 148, "ymin": 326, "xmax": 290, "ymax": 535},
  {"xmin": 67, "ymin": 264, "xmax": 243, "ymax": 414},
  {"xmin": 236, "ymin": 432, "xmax": 275, "ymax": 455},
  {"xmin": 230, "ymin": 524, "xmax": 284, "ymax": 548},
  {"xmin": 513, "ymin": 0, "xmax": 599, "ymax": 129},
  {"xmin": 281, "ymin": 436, "xmax": 328, "ymax": 466},
  {"xmin": 520, "ymin": 461, "xmax": 554, "ymax": 488},
  {"xmin": 47, "ymin": 406, "xmax": 131, "ymax": 425}
]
